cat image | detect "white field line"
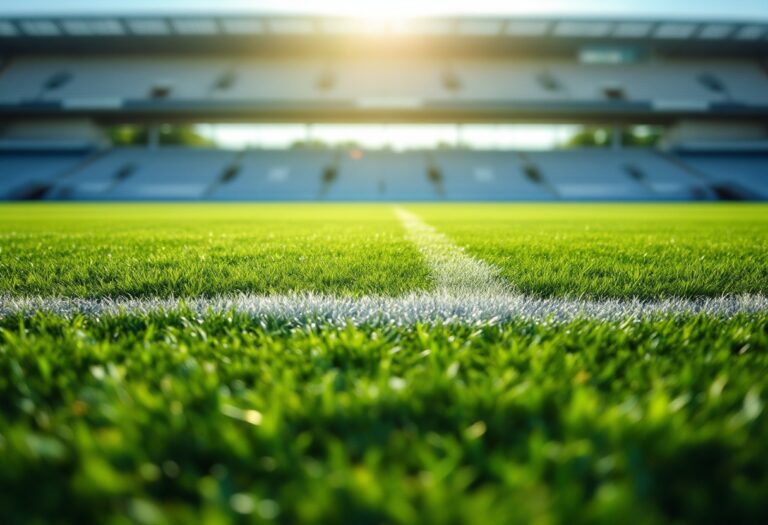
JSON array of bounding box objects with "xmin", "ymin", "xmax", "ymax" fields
[
  {"xmin": 1, "ymin": 294, "xmax": 766, "ymax": 325},
  {"xmin": 395, "ymin": 207, "xmax": 510, "ymax": 295},
  {"xmin": 1, "ymin": 209, "xmax": 765, "ymax": 324}
]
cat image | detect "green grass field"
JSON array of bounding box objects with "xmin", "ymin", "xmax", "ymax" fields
[
  {"xmin": 1, "ymin": 203, "xmax": 766, "ymax": 298},
  {"xmin": 1, "ymin": 203, "xmax": 767, "ymax": 524},
  {"xmin": 414, "ymin": 204, "xmax": 768, "ymax": 298},
  {"xmin": 0, "ymin": 204, "xmax": 430, "ymax": 298}
]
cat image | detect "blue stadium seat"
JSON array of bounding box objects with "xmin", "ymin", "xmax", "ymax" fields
[
  {"xmin": 0, "ymin": 151, "xmax": 86, "ymax": 199},
  {"xmin": 678, "ymin": 152, "xmax": 768, "ymax": 199},
  {"xmin": 208, "ymin": 149, "xmax": 334, "ymax": 201},
  {"xmin": 49, "ymin": 147, "xmax": 238, "ymax": 200},
  {"xmin": 431, "ymin": 150, "xmax": 554, "ymax": 201},
  {"xmin": 325, "ymin": 151, "xmax": 437, "ymax": 201}
]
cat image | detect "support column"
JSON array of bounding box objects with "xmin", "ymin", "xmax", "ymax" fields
[
  {"xmin": 611, "ymin": 124, "xmax": 622, "ymax": 151},
  {"xmin": 147, "ymin": 125, "xmax": 160, "ymax": 150}
]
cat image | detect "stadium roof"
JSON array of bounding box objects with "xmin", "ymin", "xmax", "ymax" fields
[
  {"xmin": 1, "ymin": 13, "xmax": 766, "ymax": 123},
  {"xmin": 1, "ymin": 14, "xmax": 767, "ymax": 55}
]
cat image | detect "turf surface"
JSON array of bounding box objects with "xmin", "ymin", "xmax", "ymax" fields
[
  {"xmin": 1, "ymin": 312, "xmax": 766, "ymax": 524},
  {"xmin": 0, "ymin": 204, "xmax": 431, "ymax": 298},
  {"xmin": 414, "ymin": 203, "xmax": 768, "ymax": 299},
  {"xmin": 1, "ymin": 203, "xmax": 766, "ymax": 299},
  {"xmin": 1, "ymin": 202, "xmax": 767, "ymax": 524}
]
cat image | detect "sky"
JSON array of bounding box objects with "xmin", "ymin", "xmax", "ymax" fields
[
  {"xmin": 2, "ymin": 0, "xmax": 768, "ymax": 20},
  {"xmin": 196, "ymin": 124, "xmax": 582, "ymax": 151}
]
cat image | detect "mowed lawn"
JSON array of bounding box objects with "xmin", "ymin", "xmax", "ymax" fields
[
  {"xmin": 1, "ymin": 203, "xmax": 767, "ymax": 298},
  {"xmin": 0, "ymin": 204, "xmax": 431, "ymax": 297},
  {"xmin": 1, "ymin": 203, "xmax": 768, "ymax": 524},
  {"xmin": 414, "ymin": 203, "xmax": 768, "ymax": 299},
  {"xmin": 1, "ymin": 311, "xmax": 767, "ymax": 524}
]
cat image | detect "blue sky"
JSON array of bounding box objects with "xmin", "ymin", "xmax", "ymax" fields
[{"xmin": 2, "ymin": 0, "xmax": 767, "ymax": 20}]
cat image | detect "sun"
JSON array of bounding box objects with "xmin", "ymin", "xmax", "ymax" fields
[{"xmin": 299, "ymin": 0, "xmax": 436, "ymax": 19}]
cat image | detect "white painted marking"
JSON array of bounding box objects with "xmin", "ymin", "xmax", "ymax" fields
[
  {"xmin": 1, "ymin": 294, "xmax": 766, "ymax": 325},
  {"xmin": 2, "ymin": 209, "xmax": 764, "ymax": 325},
  {"xmin": 395, "ymin": 207, "xmax": 510, "ymax": 295}
]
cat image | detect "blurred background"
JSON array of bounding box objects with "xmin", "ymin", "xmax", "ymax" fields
[{"xmin": 0, "ymin": 0, "xmax": 767, "ymax": 201}]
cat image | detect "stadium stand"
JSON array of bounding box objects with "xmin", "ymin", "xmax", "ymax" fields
[
  {"xmin": 523, "ymin": 149, "xmax": 713, "ymax": 200},
  {"xmin": 1, "ymin": 57, "xmax": 767, "ymax": 109},
  {"xmin": 0, "ymin": 149, "xmax": 86, "ymax": 199},
  {"xmin": 48, "ymin": 148, "xmax": 238, "ymax": 200},
  {"xmin": 676, "ymin": 151, "xmax": 768, "ymax": 200},
  {"xmin": 324, "ymin": 151, "xmax": 438, "ymax": 201},
  {"xmin": 0, "ymin": 145, "xmax": 743, "ymax": 202},
  {"xmin": 0, "ymin": 13, "xmax": 767, "ymax": 201},
  {"xmin": 209, "ymin": 149, "xmax": 336, "ymax": 201},
  {"xmin": 430, "ymin": 150, "xmax": 555, "ymax": 201}
]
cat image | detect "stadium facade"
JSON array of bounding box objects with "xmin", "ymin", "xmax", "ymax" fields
[{"xmin": 0, "ymin": 13, "xmax": 767, "ymax": 201}]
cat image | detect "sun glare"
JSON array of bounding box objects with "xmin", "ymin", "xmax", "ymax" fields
[{"xmin": 306, "ymin": 0, "xmax": 437, "ymax": 19}]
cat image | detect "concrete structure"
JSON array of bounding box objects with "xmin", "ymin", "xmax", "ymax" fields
[{"xmin": 1, "ymin": 13, "xmax": 766, "ymax": 200}]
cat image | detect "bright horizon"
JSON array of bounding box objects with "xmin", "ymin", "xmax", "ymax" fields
[{"xmin": 195, "ymin": 124, "xmax": 584, "ymax": 151}]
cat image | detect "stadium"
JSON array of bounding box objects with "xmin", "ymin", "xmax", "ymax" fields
[{"xmin": 0, "ymin": 0, "xmax": 767, "ymax": 523}]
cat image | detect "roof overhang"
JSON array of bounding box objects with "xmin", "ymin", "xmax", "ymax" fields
[
  {"xmin": 3, "ymin": 99, "xmax": 767, "ymax": 125},
  {"xmin": 1, "ymin": 15, "xmax": 767, "ymax": 56}
]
